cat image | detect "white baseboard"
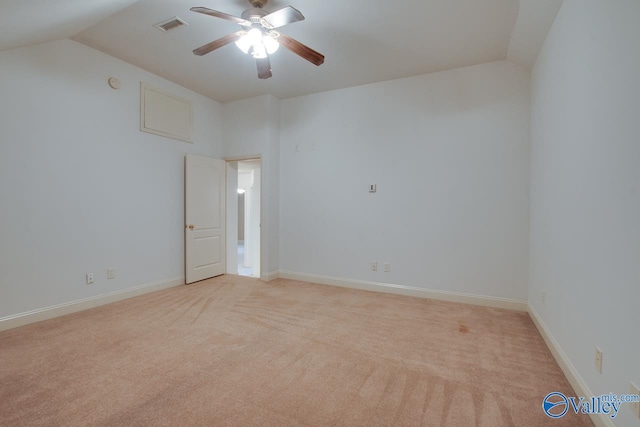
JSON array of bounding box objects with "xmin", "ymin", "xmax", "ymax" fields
[
  {"xmin": 277, "ymin": 271, "xmax": 528, "ymax": 311},
  {"xmin": 0, "ymin": 277, "xmax": 185, "ymax": 332},
  {"xmin": 262, "ymin": 271, "xmax": 279, "ymax": 282},
  {"xmin": 528, "ymin": 306, "xmax": 614, "ymax": 427}
]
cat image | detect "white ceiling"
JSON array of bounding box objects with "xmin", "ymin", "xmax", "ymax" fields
[
  {"xmin": 0, "ymin": 0, "xmax": 139, "ymax": 51},
  {"xmin": 2, "ymin": 0, "xmax": 564, "ymax": 102},
  {"xmin": 507, "ymin": 0, "xmax": 564, "ymax": 68}
]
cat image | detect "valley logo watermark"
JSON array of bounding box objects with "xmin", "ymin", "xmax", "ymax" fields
[{"xmin": 543, "ymin": 391, "xmax": 639, "ymax": 419}]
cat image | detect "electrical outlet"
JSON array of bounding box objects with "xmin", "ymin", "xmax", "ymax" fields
[
  {"xmin": 107, "ymin": 269, "xmax": 116, "ymax": 280},
  {"xmin": 384, "ymin": 263, "xmax": 391, "ymax": 272},
  {"xmin": 630, "ymin": 382, "xmax": 640, "ymax": 419},
  {"xmin": 371, "ymin": 262, "xmax": 378, "ymax": 272},
  {"xmin": 86, "ymin": 273, "xmax": 95, "ymax": 285},
  {"xmin": 594, "ymin": 347, "xmax": 603, "ymax": 374}
]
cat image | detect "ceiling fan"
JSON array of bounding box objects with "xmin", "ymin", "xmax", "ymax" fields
[{"xmin": 190, "ymin": 0, "xmax": 325, "ymax": 79}]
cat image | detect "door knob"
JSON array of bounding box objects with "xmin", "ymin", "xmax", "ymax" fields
[{"xmin": 187, "ymin": 224, "xmax": 195, "ymax": 230}]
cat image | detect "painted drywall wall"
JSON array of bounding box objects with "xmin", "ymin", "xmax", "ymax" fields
[
  {"xmin": 279, "ymin": 60, "xmax": 531, "ymax": 300},
  {"xmin": 0, "ymin": 39, "xmax": 222, "ymax": 318},
  {"xmin": 529, "ymin": 1, "xmax": 640, "ymax": 425},
  {"xmin": 238, "ymin": 193, "xmax": 245, "ymax": 241},
  {"xmin": 222, "ymin": 94, "xmax": 280, "ymax": 278}
]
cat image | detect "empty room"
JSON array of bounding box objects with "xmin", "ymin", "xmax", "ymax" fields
[{"xmin": 1, "ymin": 0, "xmax": 638, "ymax": 426}]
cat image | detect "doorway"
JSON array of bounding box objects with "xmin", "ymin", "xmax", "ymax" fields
[
  {"xmin": 184, "ymin": 154, "xmax": 226, "ymax": 284},
  {"xmin": 226, "ymin": 159, "xmax": 261, "ymax": 278}
]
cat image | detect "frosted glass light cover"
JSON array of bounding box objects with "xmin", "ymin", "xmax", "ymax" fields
[
  {"xmin": 246, "ymin": 28, "xmax": 262, "ymax": 45},
  {"xmin": 235, "ymin": 28, "xmax": 279, "ymax": 58},
  {"xmin": 235, "ymin": 32, "xmax": 250, "ymax": 54},
  {"xmin": 251, "ymin": 43, "xmax": 267, "ymax": 59},
  {"xmin": 263, "ymin": 35, "xmax": 279, "ymax": 54}
]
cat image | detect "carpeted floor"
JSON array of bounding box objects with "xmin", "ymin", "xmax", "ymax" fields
[{"xmin": 0, "ymin": 276, "xmax": 593, "ymax": 426}]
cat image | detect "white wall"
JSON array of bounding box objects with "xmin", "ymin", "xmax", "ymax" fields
[
  {"xmin": 279, "ymin": 60, "xmax": 531, "ymax": 300},
  {"xmin": 529, "ymin": 1, "xmax": 640, "ymax": 425},
  {"xmin": 222, "ymin": 94, "xmax": 280, "ymax": 278},
  {"xmin": 0, "ymin": 39, "xmax": 222, "ymax": 318}
]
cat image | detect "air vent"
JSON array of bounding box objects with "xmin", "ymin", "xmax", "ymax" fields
[{"xmin": 154, "ymin": 17, "xmax": 188, "ymax": 32}]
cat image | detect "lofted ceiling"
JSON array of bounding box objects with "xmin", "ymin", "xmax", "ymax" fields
[
  {"xmin": 1, "ymin": 0, "xmax": 563, "ymax": 102},
  {"xmin": 0, "ymin": 0, "xmax": 139, "ymax": 52}
]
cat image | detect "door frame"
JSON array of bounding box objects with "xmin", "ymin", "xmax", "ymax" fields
[{"xmin": 224, "ymin": 155, "xmax": 264, "ymax": 280}]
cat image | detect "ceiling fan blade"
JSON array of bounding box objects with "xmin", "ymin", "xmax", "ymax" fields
[
  {"xmin": 278, "ymin": 33, "xmax": 324, "ymax": 66},
  {"xmin": 190, "ymin": 7, "xmax": 251, "ymax": 26},
  {"xmin": 256, "ymin": 56, "xmax": 272, "ymax": 79},
  {"xmin": 193, "ymin": 32, "xmax": 243, "ymax": 56},
  {"xmin": 262, "ymin": 6, "xmax": 304, "ymax": 29}
]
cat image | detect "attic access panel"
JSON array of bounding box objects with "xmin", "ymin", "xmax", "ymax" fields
[{"xmin": 140, "ymin": 83, "xmax": 193, "ymax": 143}]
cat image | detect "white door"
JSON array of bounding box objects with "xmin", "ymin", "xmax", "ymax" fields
[{"xmin": 185, "ymin": 154, "xmax": 226, "ymax": 284}]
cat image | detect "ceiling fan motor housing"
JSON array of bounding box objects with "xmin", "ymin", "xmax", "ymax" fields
[
  {"xmin": 241, "ymin": 8, "xmax": 268, "ymax": 24},
  {"xmin": 250, "ymin": 0, "xmax": 268, "ymax": 8}
]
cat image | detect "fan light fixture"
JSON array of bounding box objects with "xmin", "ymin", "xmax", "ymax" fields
[
  {"xmin": 189, "ymin": 1, "xmax": 324, "ymax": 79},
  {"xmin": 235, "ymin": 28, "xmax": 279, "ymax": 58}
]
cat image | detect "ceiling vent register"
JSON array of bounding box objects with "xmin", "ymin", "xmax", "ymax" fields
[{"xmin": 154, "ymin": 17, "xmax": 188, "ymax": 32}]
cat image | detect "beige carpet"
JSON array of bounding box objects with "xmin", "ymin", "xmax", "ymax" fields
[{"xmin": 0, "ymin": 276, "xmax": 592, "ymax": 426}]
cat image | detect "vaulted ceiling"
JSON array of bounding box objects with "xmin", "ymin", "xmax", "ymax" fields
[{"xmin": 1, "ymin": 0, "xmax": 563, "ymax": 102}]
